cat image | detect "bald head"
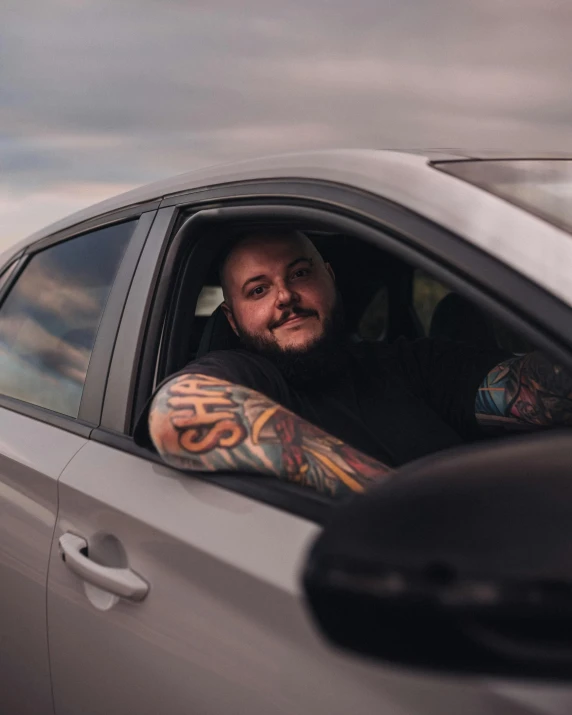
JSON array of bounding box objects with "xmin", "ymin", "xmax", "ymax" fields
[{"xmin": 219, "ymin": 230, "xmax": 324, "ymax": 303}]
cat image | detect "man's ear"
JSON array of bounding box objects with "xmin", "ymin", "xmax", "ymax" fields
[
  {"xmin": 221, "ymin": 302, "xmax": 239, "ymax": 336},
  {"xmin": 325, "ymin": 262, "xmax": 336, "ymax": 282}
]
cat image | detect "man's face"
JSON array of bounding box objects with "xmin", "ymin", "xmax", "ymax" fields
[{"xmin": 221, "ymin": 233, "xmax": 337, "ymax": 354}]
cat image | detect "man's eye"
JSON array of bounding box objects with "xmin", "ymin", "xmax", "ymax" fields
[
  {"xmin": 249, "ymin": 285, "xmax": 266, "ymax": 298},
  {"xmin": 292, "ymin": 268, "xmax": 310, "ymax": 279}
]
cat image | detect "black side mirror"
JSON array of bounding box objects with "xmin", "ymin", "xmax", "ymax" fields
[{"xmin": 303, "ymin": 431, "xmax": 572, "ymax": 680}]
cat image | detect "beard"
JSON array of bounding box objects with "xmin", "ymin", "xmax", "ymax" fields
[{"xmin": 234, "ymin": 292, "xmax": 350, "ymax": 389}]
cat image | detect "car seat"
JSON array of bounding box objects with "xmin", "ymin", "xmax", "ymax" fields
[
  {"xmin": 429, "ymin": 293, "xmax": 498, "ymax": 348},
  {"xmin": 197, "ymin": 305, "xmax": 240, "ymax": 357}
]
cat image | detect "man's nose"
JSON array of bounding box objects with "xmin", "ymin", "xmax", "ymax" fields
[{"xmin": 276, "ymin": 284, "xmax": 298, "ymax": 308}]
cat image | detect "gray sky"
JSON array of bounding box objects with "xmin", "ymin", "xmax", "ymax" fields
[{"xmin": 1, "ymin": 0, "xmax": 571, "ymax": 249}]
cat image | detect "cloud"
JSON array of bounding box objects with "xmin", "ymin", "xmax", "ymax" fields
[
  {"xmin": 0, "ymin": 0, "xmax": 571, "ymax": 245},
  {"xmin": 0, "ymin": 182, "xmax": 136, "ymax": 249}
]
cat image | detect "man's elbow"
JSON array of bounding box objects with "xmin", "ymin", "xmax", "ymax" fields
[{"xmin": 148, "ymin": 402, "xmax": 179, "ymax": 459}]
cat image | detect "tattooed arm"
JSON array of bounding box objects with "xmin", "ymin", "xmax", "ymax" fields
[
  {"xmin": 475, "ymin": 351, "xmax": 572, "ymax": 429},
  {"xmin": 148, "ymin": 373, "xmax": 391, "ymax": 498}
]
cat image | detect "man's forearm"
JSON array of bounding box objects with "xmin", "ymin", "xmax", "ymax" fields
[
  {"xmin": 476, "ymin": 351, "xmax": 572, "ymax": 428},
  {"xmin": 149, "ymin": 373, "xmax": 391, "ymax": 498}
]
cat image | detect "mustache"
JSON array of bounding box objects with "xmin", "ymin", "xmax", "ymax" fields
[{"xmin": 269, "ymin": 307, "xmax": 319, "ymax": 330}]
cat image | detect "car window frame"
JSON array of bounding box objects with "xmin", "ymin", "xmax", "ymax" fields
[
  {"xmin": 0, "ymin": 257, "xmax": 24, "ymax": 302},
  {"xmin": 0, "ymin": 209, "xmax": 157, "ymax": 436},
  {"xmin": 95, "ymin": 178, "xmax": 572, "ymax": 523}
]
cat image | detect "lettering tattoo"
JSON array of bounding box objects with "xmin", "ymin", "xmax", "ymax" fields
[
  {"xmin": 149, "ymin": 374, "xmax": 391, "ymax": 498},
  {"xmin": 475, "ymin": 352, "xmax": 572, "ymax": 428}
]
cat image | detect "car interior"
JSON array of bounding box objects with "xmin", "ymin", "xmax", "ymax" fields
[
  {"xmin": 151, "ymin": 215, "xmax": 534, "ymax": 393},
  {"xmin": 160, "ymin": 225, "xmax": 534, "ymax": 376}
]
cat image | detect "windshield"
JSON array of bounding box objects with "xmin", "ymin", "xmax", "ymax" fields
[{"xmin": 435, "ymin": 160, "xmax": 572, "ymax": 234}]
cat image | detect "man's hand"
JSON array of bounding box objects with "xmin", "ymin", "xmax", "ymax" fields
[
  {"xmin": 149, "ymin": 373, "xmax": 391, "ymax": 498},
  {"xmin": 476, "ymin": 351, "xmax": 572, "ymax": 429}
]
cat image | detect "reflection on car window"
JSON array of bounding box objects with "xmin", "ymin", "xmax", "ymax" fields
[
  {"xmin": 0, "ymin": 221, "xmax": 134, "ymax": 417},
  {"xmin": 436, "ymin": 159, "xmax": 572, "ymax": 234}
]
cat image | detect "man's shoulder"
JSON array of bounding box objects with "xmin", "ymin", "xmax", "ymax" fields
[
  {"xmin": 187, "ymin": 348, "xmax": 276, "ymax": 373},
  {"xmin": 184, "ymin": 348, "xmax": 291, "ymax": 396},
  {"xmin": 133, "ymin": 349, "xmax": 280, "ymax": 450},
  {"xmin": 190, "ymin": 347, "xmax": 250, "ymax": 364}
]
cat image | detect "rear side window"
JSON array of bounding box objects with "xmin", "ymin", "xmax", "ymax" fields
[{"xmin": 0, "ymin": 221, "xmax": 134, "ymax": 417}]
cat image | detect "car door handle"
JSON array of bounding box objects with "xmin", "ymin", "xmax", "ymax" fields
[{"xmin": 59, "ymin": 533, "xmax": 149, "ymax": 602}]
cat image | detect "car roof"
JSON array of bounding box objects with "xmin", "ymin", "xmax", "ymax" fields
[
  {"xmin": 11, "ymin": 150, "xmax": 423, "ymax": 252},
  {"xmin": 6, "ymin": 149, "xmax": 572, "ymax": 310},
  {"xmin": 13, "ymin": 148, "xmax": 572, "ymax": 251}
]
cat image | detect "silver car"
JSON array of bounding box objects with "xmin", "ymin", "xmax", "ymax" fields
[{"xmin": 2, "ymin": 150, "xmax": 572, "ymax": 715}]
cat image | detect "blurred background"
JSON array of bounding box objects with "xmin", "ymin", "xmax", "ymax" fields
[{"xmin": 1, "ymin": 0, "xmax": 570, "ymax": 250}]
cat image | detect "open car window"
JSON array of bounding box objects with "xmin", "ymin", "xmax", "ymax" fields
[{"xmin": 133, "ymin": 196, "xmax": 572, "ymax": 525}]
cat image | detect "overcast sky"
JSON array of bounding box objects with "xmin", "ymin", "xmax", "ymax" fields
[{"xmin": 1, "ymin": 0, "xmax": 570, "ymax": 250}]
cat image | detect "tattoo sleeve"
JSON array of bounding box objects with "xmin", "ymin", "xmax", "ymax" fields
[
  {"xmin": 475, "ymin": 352, "xmax": 572, "ymax": 429},
  {"xmin": 149, "ymin": 373, "xmax": 391, "ymax": 498}
]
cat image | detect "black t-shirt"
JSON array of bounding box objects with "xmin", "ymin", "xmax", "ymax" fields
[{"xmin": 134, "ymin": 338, "xmax": 507, "ymax": 468}]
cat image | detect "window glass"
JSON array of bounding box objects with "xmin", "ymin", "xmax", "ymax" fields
[
  {"xmin": 435, "ymin": 159, "xmax": 572, "ymax": 234},
  {"xmin": 413, "ymin": 269, "xmax": 450, "ymax": 335},
  {"xmin": 0, "ymin": 221, "xmax": 134, "ymax": 417}
]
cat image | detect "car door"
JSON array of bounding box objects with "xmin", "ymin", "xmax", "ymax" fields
[
  {"xmin": 46, "ymin": 186, "xmax": 572, "ymax": 715},
  {"xmin": 0, "ymin": 216, "xmax": 144, "ymax": 715}
]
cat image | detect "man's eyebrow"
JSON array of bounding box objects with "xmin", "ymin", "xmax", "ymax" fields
[
  {"xmin": 242, "ymin": 274, "xmax": 266, "ymax": 292},
  {"xmin": 287, "ymin": 256, "xmax": 313, "ymax": 270}
]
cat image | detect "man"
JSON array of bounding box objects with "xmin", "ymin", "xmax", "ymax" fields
[{"xmin": 138, "ymin": 230, "xmax": 572, "ymax": 498}]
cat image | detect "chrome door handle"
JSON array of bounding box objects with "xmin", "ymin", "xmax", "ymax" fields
[{"xmin": 59, "ymin": 533, "xmax": 149, "ymax": 602}]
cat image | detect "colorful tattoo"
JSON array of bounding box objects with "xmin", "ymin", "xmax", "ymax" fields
[
  {"xmin": 149, "ymin": 373, "xmax": 391, "ymax": 497},
  {"xmin": 476, "ymin": 352, "xmax": 572, "ymax": 428}
]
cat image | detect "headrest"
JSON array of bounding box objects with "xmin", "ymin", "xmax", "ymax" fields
[
  {"xmin": 197, "ymin": 304, "xmax": 241, "ymax": 358},
  {"xmin": 429, "ymin": 293, "xmax": 497, "ymax": 348}
]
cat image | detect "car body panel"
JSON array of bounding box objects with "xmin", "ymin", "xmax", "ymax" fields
[
  {"xmin": 0, "ymin": 407, "xmax": 86, "ymax": 715},
  {"xmin": 10, "ymin": 149, "xmax": 572, "ymax": 240},
  {"xmin": 45, "ymin": 440, "xmax": 562, "ymax": 715}
]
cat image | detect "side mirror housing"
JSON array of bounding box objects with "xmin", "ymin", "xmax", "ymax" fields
[{"xmin": 303, "ymin": 431, "xmax": 572, "ymax": 680}]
